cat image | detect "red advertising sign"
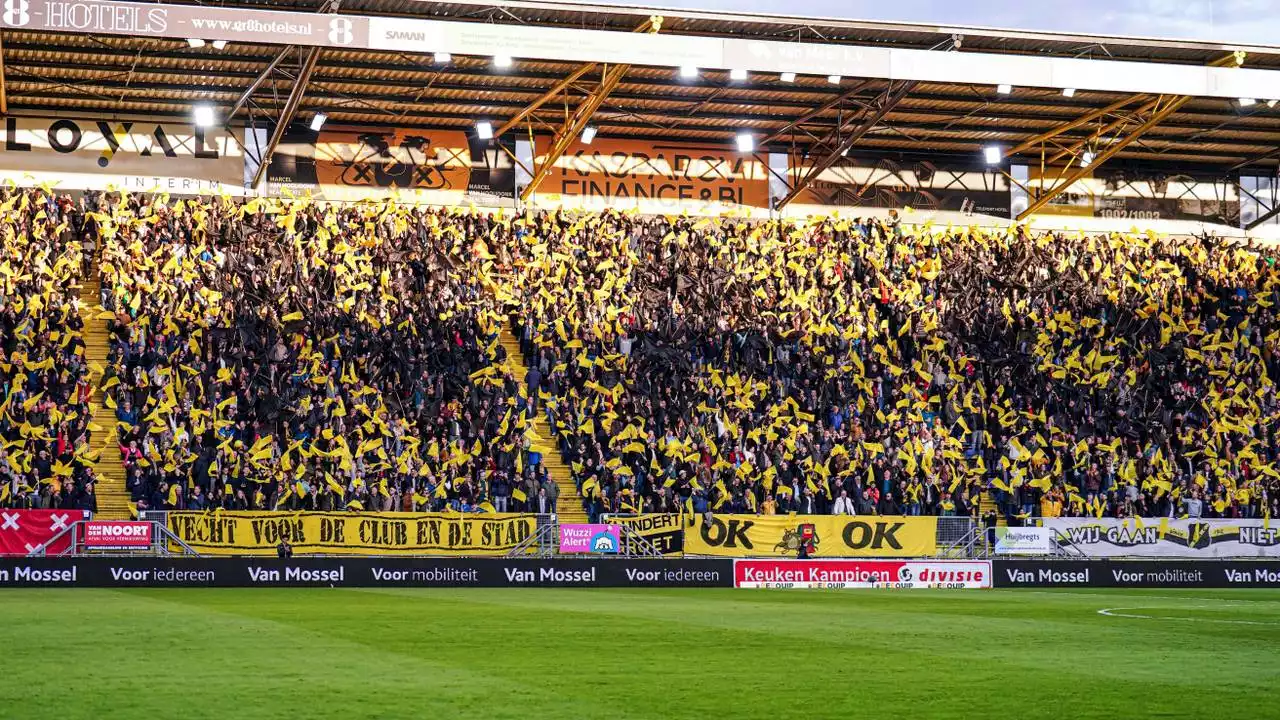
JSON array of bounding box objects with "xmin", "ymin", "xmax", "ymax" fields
[
  {"xmin": 0, "ymin": 510, "xmax": 89, "ymax": 556},
  {"xmin": 82, "ymin": 521, "xmax": 152, "ymax": 550},
  {"xmin": 733, "ymin": 559, "xmax": 992, "ymax": 589}
]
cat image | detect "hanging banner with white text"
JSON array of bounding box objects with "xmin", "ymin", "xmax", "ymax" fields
[{"xmin": 1044, "ymin": 518, "xmax": 1280, "ymax": 558}]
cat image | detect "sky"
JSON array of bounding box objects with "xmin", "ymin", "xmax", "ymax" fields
[{"xmin": 587, "ymin": 0, "xmax": 1280, "ymax": 47}]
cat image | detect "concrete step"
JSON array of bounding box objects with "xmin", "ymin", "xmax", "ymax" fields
[
  {"xmin": 83, "ymin": 264, "xmax": 131, "ymax": 520},
  {"xmin": 499, "ymin": 323, "xmax": 584, "ymax": 521}
]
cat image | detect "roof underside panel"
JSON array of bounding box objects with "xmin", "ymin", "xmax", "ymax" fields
[{"xmin": 0, "ymin": 1, "xmax": 1276, "ymax": 170}]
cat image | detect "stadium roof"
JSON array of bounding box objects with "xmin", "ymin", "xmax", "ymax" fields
[{"xmin": 4, "ymin": 0, "xmax": 1279, "ymax": 175}]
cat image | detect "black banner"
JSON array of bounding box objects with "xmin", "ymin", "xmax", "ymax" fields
[
  {"xmin": 995, "ymin": 559, "xmax": 1280, "ymax": 588},
  {"xmin": 1090, "ymin": 168, "xmax": 1240, "ymax": 226},
  {"xmin": 0, "ymin": 558, "xmax": 732, "ymax": 588},
  {"xmin": 794, "ymin": 156, "xmax": 1012, "ymax": 218},
  {"xmin": 465, "ymin": 133, "xmax": 515, "ymax": 205}
]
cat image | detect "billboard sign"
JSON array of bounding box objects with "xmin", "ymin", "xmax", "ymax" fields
[
  {"xmin": 82, "ymin": 521, "xmax": 152, "ymax": 550},
  {"xmin": 0, "ymin": 116, "xmax": 243, "ymax": 194},
  {"xmin": 734, "ymin": 559, "xmax": 992, "ymax": 589},
  {"xmin": 558, "ymin": 524, "xmax": 621, "ymax": 554},
  {"xmin": 531, "ymin": 138, "xmax": 769, "ymax": 213},
  {"xmin": 1044, "ymin": 518, "xmax": 1280, "ymax": 558}
]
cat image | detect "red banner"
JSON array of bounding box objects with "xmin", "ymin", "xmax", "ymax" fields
[
  {"xmin": 733, "ymin": 559, "xmax": 992, "ymax": 589},
  {"xmin": 82, "ymin": 521, "xmax": 152, "ymax": 550},
  {"xmin": 0, "ymin": 510, "xmax": 90, "ymax": 556}
]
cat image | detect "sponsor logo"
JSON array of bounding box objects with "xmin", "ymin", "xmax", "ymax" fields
[
  {"xmin": 84, "ymin": 521, "xmax": 152, "ymax": 549},
  {"xmin": 328, "ymin": 17, "xmax": 353, "ymax": 45},
  {"xmin": 1004, "ymin": 567, "xmax": 1090, "ymax": 584},
  {"xmin": 774, "ymin": 523, "xmax": 818, "ymax": 555},
  {"xmin": 1225, "ymin": 568, "xmax": 1280, "ymax": 584},
  {"xmin": 2, "ymin": 118, "xmax": 223, "ymax": 165},
  {"xmin": 734, "ymin": 560, "xmax": 991, "ymax": 589},
  {"xmin": 2, "ymin": 0, "xmax": 29, "ymax": 27},
  {"xmin": 503, "ymin": 567, "xmax": 597, "ymax": 584},
  {"xmin": 0, "ymin": 565, "xmax": 77, "ymax": 583},
  {"xmin": 904, "ymin": 564, "xmax": 987, "ymax": 585},
  {"xmin": 107, "ymin": 567, "xmax": 216, "ymax": 584},
  {"xmin": 622, "ymin": 567, "xmax": 722, "ymax": 585},
  {"xmin": 368, "ymin": 567, "xmax": 480, "ymax": 584},
  {"xmin": 590, "ymin": 531, "xmax": 618, "ymax": 553},
  {"xmin": 247, "ymin": 566, "xmax": 346, "ymax": 583},
  {"xmin": 1111, "ymin": 568, "xmax": 1203, "ymax": 585}
]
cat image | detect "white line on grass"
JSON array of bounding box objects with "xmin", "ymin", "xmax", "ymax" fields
[
  {"xmin": 1019, "ymin": 590, "xmax": 1280, "ymax": 604},
  {"xmin": 1097, "ymin": 606, "xmax": 1280, "ymax": 626}
]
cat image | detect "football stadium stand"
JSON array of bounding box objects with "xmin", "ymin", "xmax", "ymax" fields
[{"xmin": 3, "ymin": 192, "xmax": 1278, "ymax": 527}]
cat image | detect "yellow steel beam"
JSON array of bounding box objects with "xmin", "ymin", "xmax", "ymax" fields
[
  {"xmin": 520, "ymin": 62, "xmax": 629, "ymax": 202},
  {"xmin": 1004, "ymin": 52, "xmax": 1241, "ymax": 161},
  {"xmin": 0, "ymin": 32, "xmax": 7, "ymax": 115},
  {"xmin": 1002, "ymin": 95, "xmax": 1147, "ymax": 158},
  {"xmin": 762, "ymin": 79, "xmax": 876, "ymax": 146},
  {"xmin": 496, "ymin": 17, "xmax": 657, "ymax": 138},
  {"xmin": 1017, "ymin": 94, "xmax": 1192, "ymax": 219},
  {"xmin": 249, "ymin": 47, "xmax": 322, "ymax": 190},
  {"xmin": 777, "ymin": 80, "xmax": 916, "ymax": 208},
  {"xmin": 496, "ymin": 65, "xmax": 597, "ymax": 138}
]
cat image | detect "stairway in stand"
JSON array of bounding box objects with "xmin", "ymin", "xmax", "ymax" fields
[
  {"xmin": 975, "ymin": 489, "xmax": 1008, "ymax": 528},
  {"xmin": 80, "ymin": 275, "xmax": 131, "ymax": 519},
  {"xmin": 497, "ymin": 324, "xmax": 588, "ymax": 525}
]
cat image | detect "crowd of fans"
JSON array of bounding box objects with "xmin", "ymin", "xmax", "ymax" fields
[
  {"xmin": 4, "ymin": 190, "xmax": 1279, "ymax": 526},
  {"xmin": 0, "ymin": 188, "xmax": 99, "ymax": 512},
  {"xmin": 96, "ymin": 195, "xmax": 558, "ymax": 515},
  {"xmin": 507, "ymin": 209, "xmax": 1280, "ymax": 523}
]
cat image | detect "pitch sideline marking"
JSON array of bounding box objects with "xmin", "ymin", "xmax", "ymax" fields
[
  {"xmin": 1020, "ymin": 591, "xmax": 1280, "ymax": 604},
  {"xmin": 1097, "ymin": 606, "xmax": 1280, "ymax": 626}
]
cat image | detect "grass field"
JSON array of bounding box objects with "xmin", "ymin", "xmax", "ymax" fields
[{"xmin": 2, "ymin": 588, "xmax": 1278, "ymax": 719}]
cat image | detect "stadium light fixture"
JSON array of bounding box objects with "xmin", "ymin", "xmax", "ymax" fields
[
  {"xmin": 779, "ymin": 71, "xmax": 796, "ymax": 83},
  {"xmin": 192, "ymin": 104, "xmax": 215, "ymax": 128},
  {"xmin": 309, "ymin": 112, "xmax": 327, "ymax": 132},
  {"xmin": 735, "ymin": 133, "xmax": 754, "ymax": 153},
  {"xmin": 827, "ymin": 74, "xmax": 841, "ymax": 84},
  {"xmin": 581, "ymin": 125, "xmax": 597, "ymax": 144},
  {"xmin": 186, "ymin": 38, "xmax": 206, "ymax": 48},
  {"xmin": 983, "ymin": 145, "xmax": 1001, "ymax": 164},
  {"xmin": 1080, "ymin": 150, "xmax": 1095, "ymax": 167},
  {"xmin": 434, "ymin": 51, "xmax": 452, "ymax": 64},
  {"xmin": 679, "ymin": 65, "xmax": 699, "ymax": 79},
  {"xmin": 996, "ymin": 83, "xmax": 1012, "ymax": 95},
  {"xmin": 210, "ymin": 40, "xmax": 228, "ymax": 50},
  {"xmin": 493, "ymin": 54, "xmax": 513, "ymax": 69},
  {"xmin": 476, "ymin": 120, "xmax": 494, "ymax": 140},
  {"xmin": 1238, "ymin": 97, "xmax": 1256, "ymax": 107},
  {"xmin": 1062, "ymin": 88, "xmax": 1076, "ymax": 97},
  {"xmin": 729, "ymin": 68, "xmax": 748, "ymax": 81}
]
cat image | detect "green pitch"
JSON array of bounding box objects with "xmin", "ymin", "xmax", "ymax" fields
[{"xmin": 2, "ymin": 588, "xmax": 1278, "ymax": 719}]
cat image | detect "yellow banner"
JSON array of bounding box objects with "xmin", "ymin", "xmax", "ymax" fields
[
  {"xmin": 682, "ymin": 515, "xmax": 937, "ymax": 557},
  {"xmin": 607, "ymin": 514, "xmax": 684, "ymax": 556},
  {"xmin": 167, "ymin": 512, "xmax": 536, "ymax": 556}
]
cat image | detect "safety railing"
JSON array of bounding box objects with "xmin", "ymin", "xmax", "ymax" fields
[{"xmin": 26, "ymin": 519, "xmax": 200, "ymax": 557}]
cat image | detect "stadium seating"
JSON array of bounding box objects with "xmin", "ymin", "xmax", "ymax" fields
[{"xmin": 3, "ymin": 192, "xmax": 1277, "ymax": 525}]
